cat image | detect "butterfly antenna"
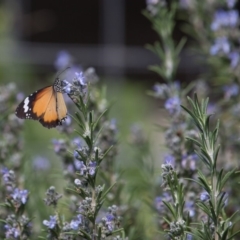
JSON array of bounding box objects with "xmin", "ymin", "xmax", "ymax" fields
[{"xmin": 57, "ymin": 67, "xmax": 71, "ymax": 78}]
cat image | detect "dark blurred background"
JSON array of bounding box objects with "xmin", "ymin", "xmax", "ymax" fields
[{"xmin": 0, "ymin": 0, "xmax": 199, "ymax": 84}]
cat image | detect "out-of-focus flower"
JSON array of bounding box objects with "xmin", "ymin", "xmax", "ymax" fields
[
  {"xmin": 154, "ymin": 192, "xmax": 172, "ymax": 212},
  {"xmin": 74, "ymin": 72, "xmax": 86, "ymax": 86},
  {"xmin": 210, "ymin": 37, "xmax": 231, "ymax": 55},
  {"xmin": 75, "ymin": 160, "xmax": 87, "ymax": 175},
  {"xmin": 71, "ymin": 137, "xmax": 83, "ymax": 148},
  {"xmin": 5, "ymin": 225, "xmax": 20, "ymax": 239},
  {"xmin": 228, "ymin": 52, "xmax": 240, "ymax": 68},
  {"xmin": 100, "ymin": 205, "xmax": 120, "ymax": 233},
  {"xmin": 70, "ymin": 214, "xmax": 82, "ymax": 230},
  {"xmin": 32, "ymin": 156, "xmax": 50, "ymax": 171},
  {"xmin": 181, "ymin": 153, "xmax": 198, "ymax": 171},
  {"xmin": 16, "ymin": 92, "xmax": 24, "ymax": 102},
  {"xmin": 4, "ymin": 215, "xmax": 32, "ymax": 239},
  {"xmin": 164, "ymin": 154, "xmax": 175, "ymax": 165},
  {"xmin": 200, "ymin": 191, "xmax": 210, "ymax": 202},
  {"xmin": 207, "ymin": 103, "xmax": 219, "ymax": 115},
  {"xmin": 11, "ymin": 188, "xmax": 28, "ymax": 205},
  {"xmin": 223, "ymin": 83, "xmax": 239, "ymax": 99},
  {"xmin": 1, "ymin": 168, "xmax": 16, "ymax": 192},
  {"xmin": 105, "ymin": 213, "xmax": 115, "ymax": 231},
  {"xmin": 153, "ymin": 83, "xmax": 169, "ymax": 98},
  {"xmin": 211, "ymin": 10, "xmax": 239, "ymax": 31},
  {"xmin": 88, "ymin": 161, "xmax": 97, "ymax": 176},
  {"xmin": 54, "ymin": 50, "xmax": 72, "ymax": 70},
  {"xmin": 43, "ymin": 215, "xmax": 57, "ymax": 229},
  {"xmin": 146, "ymin": 0, "xmax": 166, "ymax": 16},
  {"xmin": 164, "ymin": 96, "xmax": 181, "ymax": 115},
  {"xmin": 185, "ymin": 200, "xmax": 195, "ymax": 217}
]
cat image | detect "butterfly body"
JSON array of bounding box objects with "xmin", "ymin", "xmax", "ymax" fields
[{"xmin": 15, "ymin": 78, "xmax": 67, "ymax": 128}]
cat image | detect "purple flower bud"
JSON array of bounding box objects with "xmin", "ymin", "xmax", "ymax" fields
[
  {"xmin": 164, "ymin": 97, "xmax": 181, "ymax": 115},
  {"xmin": 210, "ymin": 37, "xmax": 230, "ymax": 55},
  {"xmin": 11, "ymin": 188, "xmax": 28, "ymax": 204},
  {"xmin": 43, "ymin": 215, "xmax": 57, "ymax": 229},
  {"xmin": 200, "ymin": 191, "xmax": 210, "ymax": 202}
]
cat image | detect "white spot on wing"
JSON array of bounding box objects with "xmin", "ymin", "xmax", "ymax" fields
[{"xmin": 23, "ymin": 97, "xmax": 30, "ymax": 113}]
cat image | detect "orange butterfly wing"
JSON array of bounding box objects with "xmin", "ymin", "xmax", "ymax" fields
[{"xmin": 15, "ymin": 80, "xmax": 67, "ymax": 129}]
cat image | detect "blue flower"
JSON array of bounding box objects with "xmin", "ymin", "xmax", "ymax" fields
[
  {"xmin": 164, "ymin": 154, "xmax": 175, "ymax": 165},
  {"xmin": 74, "ymin": 150, "xmax": 80, "ymax": 159},
  {"xmin": 11, "ymin": 188, "xmax": 28, "ymax": 204},
  {"xmin": 88, "ymin": 161, "xmax": 97, "ymax": 176},
  {"xmin": 154, "ymin": 192, "xmax": 172, "ymax": 212},
  {"xmin": 164, "ymin": 96, "xmax": 181, "ymax": 115},
  {"xmin": 54, "ymin": 51, "xmax": 71, "ymax": 70},
  {"xmin": 228, "ymin": 52, "xmax": 239, "ymax": 68},
  {"xmin": 74, "ymin": 72, "xmax": 86, "ymax": 86},
  {"xmin": 1, "ymin": 168, "xmax": 15, "ymax": 192},
  {"xmin": 70, "ymin": 215, "xmax": 82, "ymax": 230},
  {"xmin": 211, "ymin": 10, "xmax": 239, "ymax": 31},
  {"xmin": 5, "ymin": 224, "xmax": 20, "ymax": 239},
  {"xmin": 152, "ymin": 83, "xmax": 169, "ymax": 98},
  {"xmin": 43, "ymin": 215, "xmax": 57, "ymax": 229},
  {"xmin": 207, "ymin": 103, "xmax": 219, "ymax": 115},
  {"xmin": 61, "ymin": 80, "xmax": 73, "ymax": 94},
  {"xmin": 223, "ymin": 83, "xmax": 239, "ymax": 99},
  {"xmin": 210, "ymin": 37, "xmax": 231, "ymax": 55},
  {"xmin": 181, "ymin": 153, "xmax": 198, "ymax": 171},
  {"xmin": 1, "ymin": 167, "xmax": 9, "ymax": 175},
  {"xmin": 71, "ymin": 137, "xmax": 83, "ymax": 148},
  {"xmin": 74, "ymin": 160, "xmax": 87, "ymax": 175},
  {"xmin": 200, "ymin": 191, "xmax": 210, "ymax": 202},
  {"xmin": 104, "ymin": 213, "xmax": 115, "ymax": 231},
  {"xmin": 32, "ymin": 156, "xmax": 50, "ymax": 171},
  {"xmin": 187, "ymin": 234, "xmax": 193, "ymax": 240},
  {"xmin": 185, "ymin": 200, "xmax": 195, "ymax": 217}
]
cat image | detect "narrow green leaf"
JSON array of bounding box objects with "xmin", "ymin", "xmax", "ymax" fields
[
  {"xmin": 175, "ymin": 37, "xmax": 187, "ymax": 55},
  {"xmin": 221, "ymin": 227, "xmax": 229, "ymax": 240},
  {"xmin": 227, "ymin": 230, "xmax": 240, "ymax": 240},
  {"xmin": 93, "ymin": 108, "xmax": 108, "ymax": 131},
  {"xmin": 100, "ymin": 183, "xmax": 116, "ymax": 202},
  {"xmin": 162, "ymin": 201, "xmax": 177, "ymax": 218},
  {"xmin": 219, "ymin": 168, "xmax": 236, "ymax": 190},
  {"xmin": 185, "ymin": 137, "xmax": 201, "ymax": 147},
  {"xmin": 196, "ymin": 202, "xmax": 211, "ymax": 216},
  {"xmin": 78, "ymin": 229, "xmax": 92, "ymax": 240}
]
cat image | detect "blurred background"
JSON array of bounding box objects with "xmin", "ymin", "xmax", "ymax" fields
[{"xmin": 0, "ymin": 0, "xmax": 201, "ymax": 83}]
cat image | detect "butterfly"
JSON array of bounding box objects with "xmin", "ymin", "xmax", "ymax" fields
[{"xmin": 15, "ymin": 78, "xmax": 67, "ymax": 128}]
